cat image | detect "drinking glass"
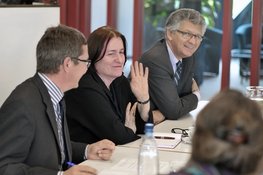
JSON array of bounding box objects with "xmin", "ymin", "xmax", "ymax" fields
[{"xmin": 246, "ymin": 86, "xmax": 263, "ymax": 113}]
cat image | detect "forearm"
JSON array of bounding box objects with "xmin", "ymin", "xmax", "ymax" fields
[
  {"xmin": 152, "ymin": 110, "xmax": 165, "ymax": 125},
  {"xmin": 137, "ymin": 99, "xmax": 150, "ymax": 122}
]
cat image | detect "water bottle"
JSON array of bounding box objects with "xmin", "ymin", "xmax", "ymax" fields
[{"xmin": 138, "ymin": 123, "xmax": 159, "ymax": 175}]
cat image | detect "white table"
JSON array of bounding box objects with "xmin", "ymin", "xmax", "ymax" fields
[
  {"xmin": 80, "ymin": 116, "xmax": 194, "ymax": 174},
  {"xmin": 81, "ymin": 146, "xmax": 191, "ymax": 175},
  {"xmin": 119, "ymin": 115, "xmax": 194, "ymax": 153},
  {"xmin": 81, "ymin": 101, "xmax": 209, "ymax": 174}
]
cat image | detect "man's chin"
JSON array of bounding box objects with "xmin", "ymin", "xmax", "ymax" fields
[{"xmin": 183, "ymin": 51, "xmax": 195, "ymax": 58}]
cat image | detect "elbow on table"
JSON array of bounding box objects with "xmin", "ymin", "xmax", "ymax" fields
[{"xmin": 161, "ymin": 108, "xmax": 183, "ymax": 120}]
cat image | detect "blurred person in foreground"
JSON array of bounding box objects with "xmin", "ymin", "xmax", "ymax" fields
[
  {"xmin": 170, "ymin": 89, "xmax": 263, "ymax": 175},
  {"xmin": 65, "ymin": 26, "xmax": 152, "ymax": 145},
  {"xmin": 0, "ymin": 25, "xmax": 115, "ymax": 175},
  {"xmin": 139, "ymin": 8, "xmax": 207, "ymax": 122}
]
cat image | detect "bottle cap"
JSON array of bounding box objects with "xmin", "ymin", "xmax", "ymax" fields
[{"xmin": 144, "ymin": 123, "xmax": 153, "ymax": 134}]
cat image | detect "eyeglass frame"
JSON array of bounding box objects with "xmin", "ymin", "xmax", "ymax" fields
[
  {"xmin": 71, "ymin": 57, "xmax": 91, "ymax": 67},
  {"xmin": 171, "ymin": 128, "xmax": 189, "ymax": 137},
  {"xmin": 175, "ymin": 29, "xmax": 204, "ymax": 42}
]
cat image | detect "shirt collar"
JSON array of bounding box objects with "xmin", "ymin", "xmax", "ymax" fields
[
  {"xmin": 166, "ymin": 42, "xmax": 181, "ymax": 73},
  {"xmin": 38, "ymin": 72, "xmax": 63, "ymax": 106}
]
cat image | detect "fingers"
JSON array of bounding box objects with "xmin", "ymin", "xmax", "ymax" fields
[
  {"xmin": 125, "ymin": 102, "xmax": 132, "ymax": 115},
  {"xmin": 87, "ymin": 139, "xmax": 115, "ymax": 160},
  {"xmin": 64, "ymin": 165, "xmax": 97, "ymax": 175},
  {"xmin": 131, "ymin": 61, "xmax": 148, "ymax": 77},
  {"xmin": 97, "ymin": 149, "xmax": 114, "ymax": 160},
  {"xmin": 131, "ymin": 102, "xmax": 137, "ymax": 115},
  {"xmin": 99, "ymin": 139, "xmax": 115, "ymax": 149},
  {"xmin": 125, "ymin": 102, "xmax": 137, "ymax": 132},
  {"xmin": 96, "ymin": 139, "xmax": 115, "ymax": 160},
  {"xmin": 144, "ymin": 67, "xmax": 149, "ymax": 79},
  {"xmin": 126, "ymin": 102, "xmax": 137, "ymax": 116}
]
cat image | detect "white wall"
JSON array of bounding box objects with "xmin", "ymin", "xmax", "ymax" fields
[
  {"xmin": 0, "ymin": 7, "xmax": 60, "ymax": 106},
  {"xmin": 91, "ymin": 0, "xmax": 134, "ymax": 56},
  {"xmin": 0, "ymin": 2, "xmax": 134, "ymax": 106},
  {"xmin": 91, "ymin": 0, "xmax": 107, "ymax": 32}
]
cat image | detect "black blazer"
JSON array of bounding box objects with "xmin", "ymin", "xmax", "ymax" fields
[
  {"xmin": 139, "ymin": 39, "xmax": 198, "ymax": 120},
  {"xmin": 0, "ymin": 74, "xmax": 86, "ymax": 175},
  {"xmin": 65, "ymin": 67, "xmax": 149, "ymax": 145}
]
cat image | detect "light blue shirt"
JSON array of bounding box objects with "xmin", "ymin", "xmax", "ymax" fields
[
  {"xmin": 38, "ymin": 72, "xmax": 63, "ymax": 115},
  {"xmin": 166, "ymin": 42, "xmax": 181, "ymax": 74}
]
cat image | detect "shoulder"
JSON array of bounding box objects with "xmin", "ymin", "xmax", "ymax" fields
[
  {"xmin": 77, "ymin": 69, "xmax": 107, "ymax": 92},
  {"xmin": 0, "ymin": 75, "xmax": 47, "ymax": 122},
  {"xmin": 65, "ymin": 70, "xmax": 108, "ymax": 103},
  {"xmin": 5, "ymin": 75, "xmax": 43, "ymax": 104},
  {"xmin": 140, "ymin": 39, "xmax": 168, "ymax": 62}
]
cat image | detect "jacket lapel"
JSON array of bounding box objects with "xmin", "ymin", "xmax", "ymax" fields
[{"xmin": 32, "ymin": 74, "xmax": 64, "ymax": 159}]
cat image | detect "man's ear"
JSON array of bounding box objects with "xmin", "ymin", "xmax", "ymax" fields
[
  {"xmin": 62, "ymin": 57, "xmax": 72, "ymax": 72},
  {"xmin": 166, "ymin": 30, "xmax": 173, "ymax": 41}
]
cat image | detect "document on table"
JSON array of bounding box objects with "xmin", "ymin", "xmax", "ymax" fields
[
  {"xmin": 154, "ymin": 132, "xmax": 182, "ymax": 149},
  {"xmin": 99, "ymin": 158, "xmax": 170, "ymax": 175}
]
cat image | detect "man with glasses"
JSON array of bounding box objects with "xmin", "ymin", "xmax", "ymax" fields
[
  {"xmin": 139, "ymin": 8, "xmax": 207, "ymax": 122},
  {"xmin": 0, "ymin": 25, "xmax": 115, "ymax": 175}
]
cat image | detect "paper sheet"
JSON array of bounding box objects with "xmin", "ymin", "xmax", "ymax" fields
[
  {"xmin": 154, "ymin": 132, "xmax": 182, "ymax": 149},
  {"xmin": 99, "ymin": 158, "xmax": 170, "ymax": 175}
]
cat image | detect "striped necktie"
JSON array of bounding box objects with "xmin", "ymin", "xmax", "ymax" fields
[
  {"xmin": 175, "ymin": 61, "xmax": 182, "ymax": 85},
  {"xmin": 56, "ymin": 99, "xmax": 65, "ymax": 166}
]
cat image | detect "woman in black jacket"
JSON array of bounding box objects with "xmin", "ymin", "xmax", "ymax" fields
[{"xmin": 65, "ymin": 26, "xmax": 152, "ymax": 145}]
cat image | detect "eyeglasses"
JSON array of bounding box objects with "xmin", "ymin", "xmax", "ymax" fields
[
  {"xmin": 71, "ymin": 57, "xmax": 91, "ymax": 68},
  {"xmin": 171, "ymin": 128, "xmax": 192, "ymax": 144},
  {"xmin": 171, "ymin": 128, "xmax": 189, "ymax": 137},
  {"xmin": 175, "ymin": 29, "xmax": 204, "ymax": 42}
]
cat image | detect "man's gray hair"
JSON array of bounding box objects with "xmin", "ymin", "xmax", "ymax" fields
[{"xmin": 165, "ymin": 8, "xmax": 207, "ymax": 34}]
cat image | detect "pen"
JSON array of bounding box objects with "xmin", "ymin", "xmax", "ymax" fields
[
  {"xmin": 66, "ymin": 161, "xmax": 76, "ymax": 168},
  {"xmin": 154, "ymin": 136, "xmax": 175, "ymax": 140}
]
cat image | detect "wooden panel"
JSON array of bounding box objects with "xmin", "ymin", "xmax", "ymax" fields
[
  {"xmin": 67, "ymin": 0, "xmax": 80, "ymax": 28},
  {"xmin": 59, "ymin": 0, "xmax": 67, "ymax": 24},
  {"xmin": 107, "ymin": 0, "xmax": 117, "ymax": 28},
  {"xmin": 250, "ymin": 0, "xmax": 263, "ymax": 85},
  {"xmin": 132, "ymin": 0, "xmax": 144, "ymax": 62},
  {"xmin": 79, "ymin": 0, "xmax": 91, "ymax": 37},
  {"xmin": 220, "ymin": 0, "xmax": 233, "ymax": 89}
]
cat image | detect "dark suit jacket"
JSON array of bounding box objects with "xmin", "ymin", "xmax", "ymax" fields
[
  {"xmin": 0, "ymin": 74, "xmax": 86, "ymax": 175},
  {"xmin": 139, "ymin": 39, "xmax": 198, "ymax": 120},
  {"xmin": 65, "ymin": 67, "xmax": 149, "ymax": 145}
]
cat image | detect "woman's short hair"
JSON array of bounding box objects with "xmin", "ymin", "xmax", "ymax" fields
[{"xmin": 192, "ymin": 89, "xmax": 263, "ymax": 174}]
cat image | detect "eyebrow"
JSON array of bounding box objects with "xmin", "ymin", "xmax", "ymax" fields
[{"xmin": 106, "ymin": 48, "xmax": 124, "ymax": 52}]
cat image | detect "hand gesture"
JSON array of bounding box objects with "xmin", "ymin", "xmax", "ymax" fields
[
  {"xmin": 130, "ymin": 61, "xmax": 149, "ymax": 102},
  {"xmin": 86, "ymin": 139, "xmax": 115, "ymax": 160},
  {"xmin": 125, "ymin": 102, "xmax": 137, "ymax": 132}
]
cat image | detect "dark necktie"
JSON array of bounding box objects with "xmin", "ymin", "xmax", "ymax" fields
[
  {"xmin": 175, "ymin": 61, "xmax": 182, "ymax": 85},
  {"xmin": 57, "ymin": 99, "xmax": 65, "ymax": 165}
]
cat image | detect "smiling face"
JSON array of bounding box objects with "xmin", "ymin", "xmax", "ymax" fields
[
  {"xmin": 95, "ymin": 37, "xmax": 125, "ymax": 87},
  {"xmin": 166, "ymin": 20, "xmax": 203, "ymax": 59}
]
